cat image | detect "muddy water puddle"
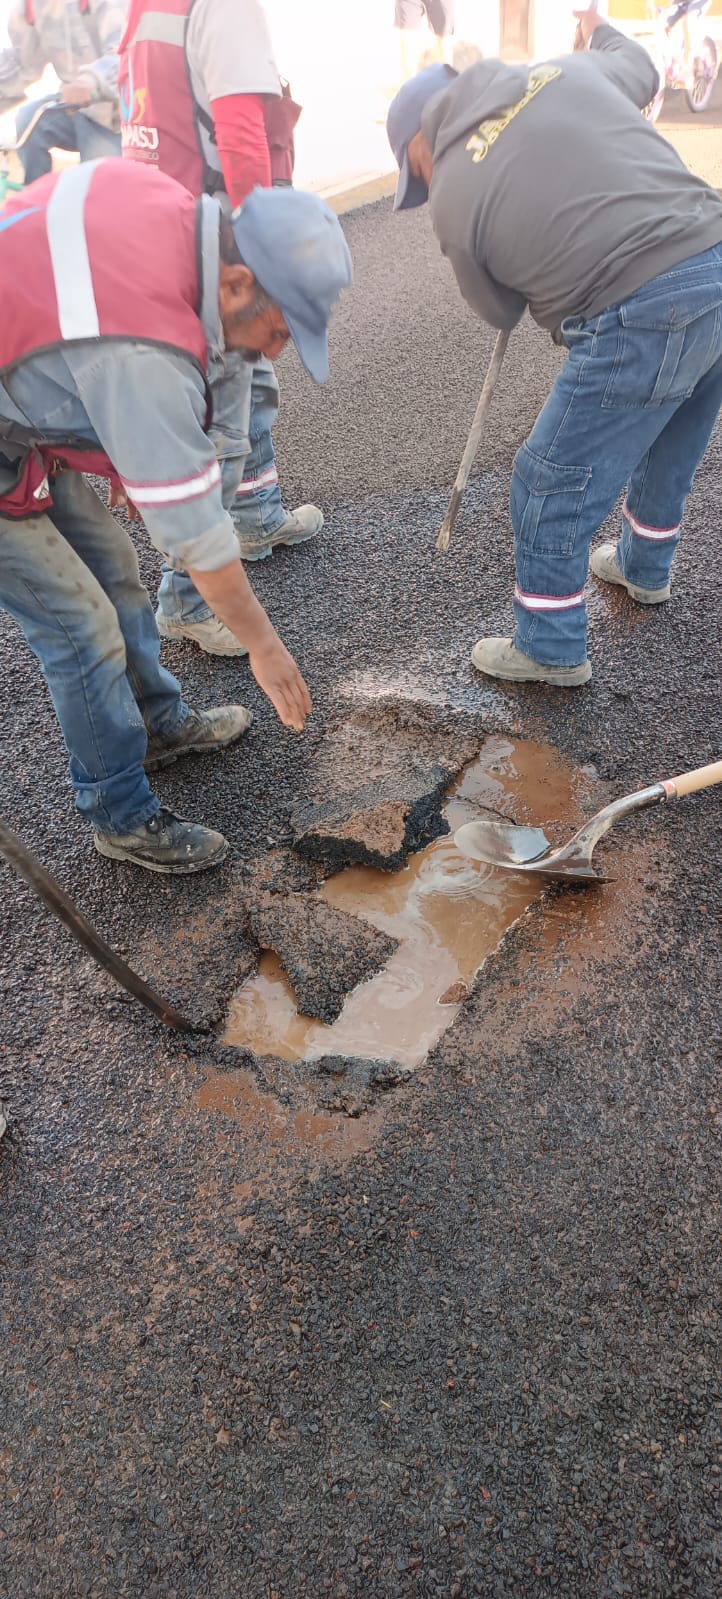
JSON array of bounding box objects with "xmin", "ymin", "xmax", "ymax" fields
[
  {"xmin": 223, "ymin": 738, "xmax": 591, "ymax": 1071},
  {"xmin": 196, "ymin": 1068, "xmax": 385, "ymax": 1162}
]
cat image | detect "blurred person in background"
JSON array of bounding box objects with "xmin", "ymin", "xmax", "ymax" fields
[
  {"xmin": 0, "ymin": 0, "xmax": 121, "ymax": 183},
  {"xmin": 395, "ymin": 0, "xmax": 455, "ymax": 82},
  {"xmin": 118, "ymin": 0, "xmax": 325, "ymax": 656}
]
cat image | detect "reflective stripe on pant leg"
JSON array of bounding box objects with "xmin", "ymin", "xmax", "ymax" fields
[
  {"xmin": 619, "ymin": 347, "xmax": 722, "ymax": 588},
  {"xmin": 510, "ymin": 443, "xmax": 591, "ymax": 667},
  {"xmin": 232, "ymin": 357, "xmax": 286, "ymax": 537},
  {"xmin": 617, "ymin": 503, "xmax": 680, "ymax": 592}
]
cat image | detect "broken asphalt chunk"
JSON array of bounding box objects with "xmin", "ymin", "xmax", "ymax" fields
[
  {"xmin": 291, "ymin": 775, "xmax": 451, "ymax": 874},
  {"xmin": 248, "ymin": 892, "xmax": 398, "ymax": 1023}
]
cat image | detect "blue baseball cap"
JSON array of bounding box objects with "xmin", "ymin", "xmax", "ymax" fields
[
  {"xmin": 231, "ymin": 187, "xmax": 352, "ymax": 383},
  {"xmin": 387, "ymin": 64, "xmax": 455, "ymax": 211}
]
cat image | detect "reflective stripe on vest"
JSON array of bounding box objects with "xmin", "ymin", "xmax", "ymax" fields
[
  {"xmin": 46, "ymin": 163, "xmax": 100, "ymax": 340},
  {"xmin": 0, "ymin": 161, "xmax": 213, "ymax": 516},
  {"xmin": 0, "ymin": 161, "xmax": 208, "ymax": 380}
]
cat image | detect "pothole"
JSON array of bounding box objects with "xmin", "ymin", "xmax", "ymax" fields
[{"xmin": 222, "ymin": 738, "xmax": 593, "ymax": 1071}]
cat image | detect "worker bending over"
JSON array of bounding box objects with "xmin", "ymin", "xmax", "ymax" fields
[
  {"xmin": 0, "ymin": 162, "xmax": 351, "ymax": 872},
  {"xmin": 388, "ymin": 11, "xmax": 722, "ymax": 686}
]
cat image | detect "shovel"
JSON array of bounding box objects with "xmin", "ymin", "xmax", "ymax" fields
[{"xmin": 454, "ymin": 758, "xmax": 722, "ymax": 883}]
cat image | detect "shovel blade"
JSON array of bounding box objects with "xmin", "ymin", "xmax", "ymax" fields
[
  {"xmin": 455, "ymin": 819, "xmax": 608, "ymax": 883},
  {"xmin": 454, "ymin": 818, "xmax": 552, "ymax": 869}
]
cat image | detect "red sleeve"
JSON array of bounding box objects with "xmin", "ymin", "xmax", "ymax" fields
[{"xmin": 210, "ymin": 92, "xmax": 271, "ymax": 207}]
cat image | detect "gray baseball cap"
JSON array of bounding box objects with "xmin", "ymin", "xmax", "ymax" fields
[
  {"xmin": 387, "ymin": 64, "xmax": 455, "ymax": 209},
  {"xmin": 231, "ymin": 187, "xmax": 352, "ymax": 383}
]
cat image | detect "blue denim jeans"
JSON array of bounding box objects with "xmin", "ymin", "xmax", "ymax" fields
[
  {"xmin": 156, "ymin": 353, "xmax": 287, "ymax": 624},
  {"xmin": 510, "ymin": 244, "xmax": 722, "ymax": 666},
  {"xmin": 0, "ymin": 472, "xmax": 188, "ymax": 834},
  {"xmin": 231, "ymin": 356, "xmax": 287, "ymax": 538},
  {"xmin": 15, "ymin": 96, "xmax": 121, "ymax": 185}
]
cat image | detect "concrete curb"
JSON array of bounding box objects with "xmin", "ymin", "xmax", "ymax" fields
[
  {"xmin": 322, "ymin": 176, "xmax": 722, "ymax": 218},
  {"xmin": 320, "ymin": 170, "xmax": 397, "ymax": 216}
]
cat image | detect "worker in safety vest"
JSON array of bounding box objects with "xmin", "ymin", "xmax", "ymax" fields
[
  {"xmin": 0, "ymin": 0, "xmax": 122, "ymax": 183},
  {"xmin": 0, "ymin": 160, "xmax": 351, "ymax": 874},
  {"xmin": 118, "ymin": 0, "xmax": 324, "ymax": 658}
]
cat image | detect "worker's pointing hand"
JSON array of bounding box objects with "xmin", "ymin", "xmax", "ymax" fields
[
  {"xmin": 62, "ymin": 83, "xmax": 94, "ymax": 108},
  {"xmin": 573, "ymin": 9, "xmax": 604, "ymax": 50},
  {"xmin": 185, "ymin": 558, "xmax": 312, "ymax": 731},
  {"xmin": 108, "ymin": 482, "xmax": 140, "ymax": 521},
  {"xmin": 248, "ymin": 638, "xmax": 312, "ymax": 733}
]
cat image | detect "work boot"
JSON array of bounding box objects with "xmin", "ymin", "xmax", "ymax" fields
[
  {"xmin": 237, "ymin": 504, "xmax": 324, "ymax": 562},
  {"xmin": 144, "ymin": 705, "xmax": 253, "ymax": 772},
  {"xmin": 156, "ymin": 612, "xmax": 247, "ymax": 656},
  {"xmin": 471, "ymin": 636, "xmax": 592, "ymax": 687},
  {"xmin": 590, "ymin": 542, "xmax": 671, "ymax": 604},
  {"xmin": 94, "ymin": 808, "xmax": 228, "ymax": 874}
]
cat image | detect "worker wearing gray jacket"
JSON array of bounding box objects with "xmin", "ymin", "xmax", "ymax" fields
[{"xmin": 387, "ymin": 11, "xmax": 722, "ymax": 686}]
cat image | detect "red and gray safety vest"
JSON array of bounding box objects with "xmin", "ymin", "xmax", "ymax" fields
[
  {"xmin": 119, "ymin": 0, "xmax": 210, "ymax": 193},
  {"xmin": 0, "ymin": 160, "xmax": 210, "ymax": 518},
  {"xmin": 118, "ymin": 0, "xmax": 299, "ymax": 196}
]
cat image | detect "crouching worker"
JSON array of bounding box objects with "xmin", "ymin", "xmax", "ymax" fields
[
  {"xmin": 387, "ymin": 12, "xmax": 722, "ymax": 687},
  {"xmin": 0, "ymin": 161, "xmax": 351, "ymax": 872}
]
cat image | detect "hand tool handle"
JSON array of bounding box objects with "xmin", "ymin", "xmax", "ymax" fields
[
  {"xmin": 0, "ymin": 818, "xmax": 202, "ymax": 1032},
  {"xmin": 437, "ymin": 328, "xmax": 511, "ymax": 551},
  {"xmin": 661, "ymin": 758, "xmax": 722, "ymax": 799}
]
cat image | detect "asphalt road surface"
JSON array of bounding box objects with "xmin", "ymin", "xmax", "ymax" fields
[{"xmin": 1, "ymin": 109, "xmax": 721, "ymax": 1598}]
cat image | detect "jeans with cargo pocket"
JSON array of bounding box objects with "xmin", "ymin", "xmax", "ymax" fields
[
  {"xmin": 509, "ymin": 243, "xmax": 722, "ymax": 666},
  {"xmin": 0, "ymin": 472, "xmax": 188, "ymax": 835}
]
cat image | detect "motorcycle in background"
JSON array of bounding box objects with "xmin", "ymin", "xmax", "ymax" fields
[{"xmin": 635, "ymin": 0, "xmax": 719, "ymax": 120}]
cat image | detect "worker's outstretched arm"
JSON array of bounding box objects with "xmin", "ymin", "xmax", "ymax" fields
[
  {"xmin": 186, "ymin": 562, "xmax": 311, "ymax": 731},
  {"xmin": 575, "ymin": 12, "xmax": 660, "ymax": 108},
  {"xmin": 65, "ymin": 342, "xmax": 311, "ymax": 731}
]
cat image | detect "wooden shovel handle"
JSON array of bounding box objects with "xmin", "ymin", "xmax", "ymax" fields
[
  {"xmin": 436, "ymin": 328, "xmax": 511, "ymax": 551},
  {"xmin": 661, "ymin": 759, "xmax": 722, "ymax": 799}
]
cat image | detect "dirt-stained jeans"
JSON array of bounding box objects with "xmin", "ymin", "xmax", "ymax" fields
[{"xmin": 0, "ymin": 472, "xmax": 188, "ymax": 834}]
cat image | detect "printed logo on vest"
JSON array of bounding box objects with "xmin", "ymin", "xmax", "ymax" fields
[{"xmin": 120, "ymin": 63, "xmax": 159, "ymax": 155}]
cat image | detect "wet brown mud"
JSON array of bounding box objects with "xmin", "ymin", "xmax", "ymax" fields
[{"xmin": 223, "ymin": 737, "xmax": 593, "ymax": 1070}]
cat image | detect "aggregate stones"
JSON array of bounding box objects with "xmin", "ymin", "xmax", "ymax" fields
[{"xmin": 1, "ymin": 163, "xmax": 721, "ymax": 1599}]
